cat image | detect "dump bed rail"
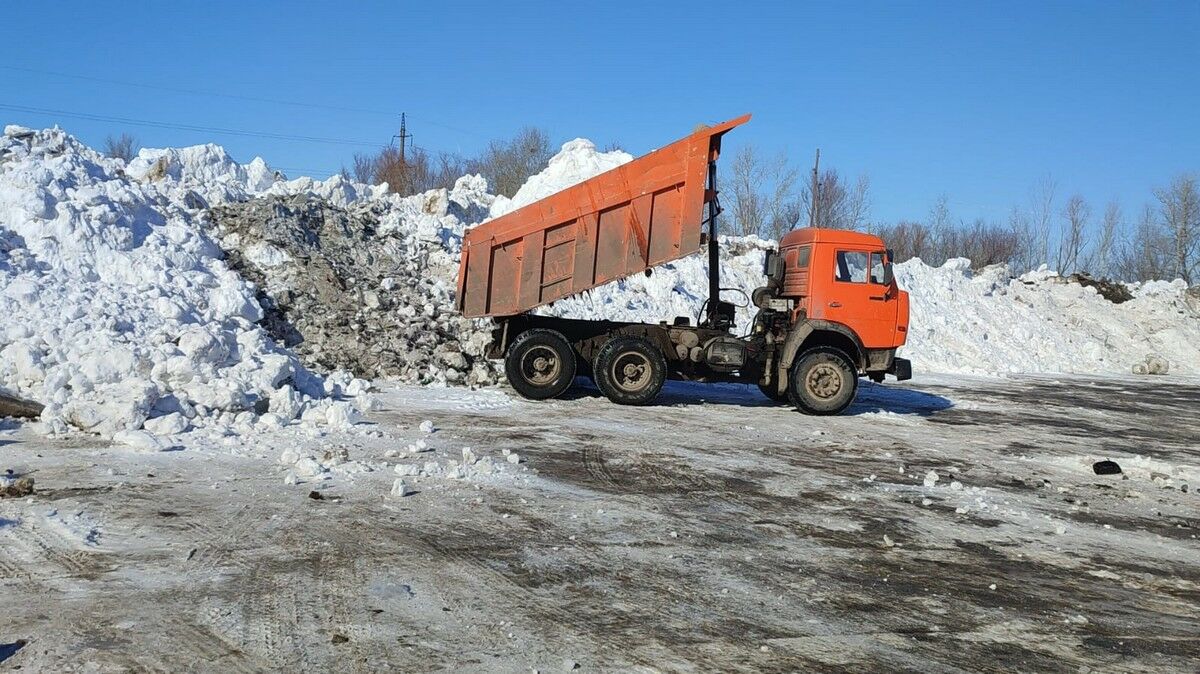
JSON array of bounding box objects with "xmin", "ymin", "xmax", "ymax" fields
[{"xmin": 456, "ymin": 114, "xmax": 750, "ymax": 318}]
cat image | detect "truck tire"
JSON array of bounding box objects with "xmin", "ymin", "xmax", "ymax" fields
[
  {"xmin": 504, "ymin": 329, "xmax": 577, "ymax": 400},
  {"xmin": 787, "ymin": 347, "xmax": 858, "ymax": 415},
  {"xmin": 593, "ymin": 336, "xmax": 666, "ymax": 406}
]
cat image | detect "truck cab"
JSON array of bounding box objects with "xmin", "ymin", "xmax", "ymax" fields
[
  {"xmin": 754, "ymin": 228, "xmax": 911, "ymax": 412},
  {"xmin": 777, "ymin": 228, "xmax": 908, "ymax": 352}
]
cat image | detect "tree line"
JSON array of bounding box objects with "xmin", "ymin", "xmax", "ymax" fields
[
  {"xmin": 724, "ymin": 145, "xmax": 1198, "ymax": 283},
  {"xmin": 348, "ymin": 127, "xmax": 557, "ymax": 199}
]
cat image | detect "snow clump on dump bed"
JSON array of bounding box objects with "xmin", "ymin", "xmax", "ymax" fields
[
  {"xmin": 0, "ymin": 126, "xmax": 331, "ymax": 441},
  {"xmin": 488, "ymin": 139, "xmax": 632, "ymax": 218}
]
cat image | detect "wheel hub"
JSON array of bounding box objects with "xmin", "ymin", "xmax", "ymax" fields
[
  {"xmin": 612, "ymin": 353, "xmax": 651, "ymax": 391},
  {"xmin": 522, "ymin": 346, "xmax": 561, "ymax": 386},
  {"xmin": 805, "ymin": 363, "xmax": 843, "ymax": 399}
]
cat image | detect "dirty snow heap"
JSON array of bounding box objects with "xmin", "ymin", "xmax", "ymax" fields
[{"xmin": 207, "ymin": 184, "xmax": 499, "ymax": 386}]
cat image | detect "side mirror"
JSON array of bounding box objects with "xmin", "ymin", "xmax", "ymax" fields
[
  {"xmin": 763, "ymin": 249, "xmax": 783, "ymax": 286},
  {"xmin": 880, "ymin": 249, "xmax": 895, "ymax": 290}
]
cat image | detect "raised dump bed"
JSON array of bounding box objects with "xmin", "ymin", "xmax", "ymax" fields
[{"xmin": 456, "ymin": 114, "xmax": 751, "ymax": 318}]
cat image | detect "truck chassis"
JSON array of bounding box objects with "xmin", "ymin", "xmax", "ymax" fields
[{"xmin": 491, "ymin": 311, "xmax": 910, "ymax": 413}]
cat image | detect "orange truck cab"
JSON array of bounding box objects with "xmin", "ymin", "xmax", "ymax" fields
[
  {"xmin": 458, "ymin": 115, "xmax": 911, "ymax": 415},
  {"xmin": 755, "ymin": 228, "xmax": 911, "ymax": 410}
]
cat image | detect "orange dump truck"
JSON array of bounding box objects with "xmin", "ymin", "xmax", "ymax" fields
[{"xmin": 457, "ymin": 115, "xmax": 910, "ymax": 414}]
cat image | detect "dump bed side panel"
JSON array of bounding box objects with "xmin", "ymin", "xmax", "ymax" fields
[{"xmin": 457, "ymin": 115, "xmax": 749, "ymax": 318}]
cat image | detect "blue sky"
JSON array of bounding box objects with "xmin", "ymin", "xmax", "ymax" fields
[{"xmin": 2, "ymin": 1, "xmax": 1196, "ymax": 225}]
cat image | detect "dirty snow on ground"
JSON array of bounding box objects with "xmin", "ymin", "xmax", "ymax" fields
[
  {"xmin": 207, "ymin": 187, "xmax": 499, "ymax": 386},
  {"xmin": 2, "ymin": 374, "xmax": 1198, "ymax": 671}
]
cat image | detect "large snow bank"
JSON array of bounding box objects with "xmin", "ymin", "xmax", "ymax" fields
[
  {"xmin": 895, "ymin": 259, "xmax": 1200, "ymax": 375},
  {"xmin": 0, "ymin": 126, "xmax": 332, "ymax": 441}
]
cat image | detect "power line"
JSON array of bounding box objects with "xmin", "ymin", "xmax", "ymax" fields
[
  {"xmin": 275, "ymin": 166, "xmax": 343, "ymax": 177},
  {"xmin": 0, "ymin": 65, "xmax": 491, "ymax": 139},
  {"xmin": 0, "ymin": 102, "xmax": 382, "ymax": 147},
  {"xmin": 0, "ymin": 65, "xmax": 394, "ymax": 117}
]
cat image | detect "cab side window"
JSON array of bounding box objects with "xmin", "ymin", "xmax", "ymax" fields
[
  {"xmin": 835, "ymin": 251, "xmax": 869, "ymax": 283},
  {"xmin": 870, "ymin": 251, "xmax": 886, "ymax": 284}
]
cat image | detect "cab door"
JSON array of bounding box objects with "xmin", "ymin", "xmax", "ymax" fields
[{"xmin": 810, "ymin": 249, "xmax": 898, "ymax": 348}]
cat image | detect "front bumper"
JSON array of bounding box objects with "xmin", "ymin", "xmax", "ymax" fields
[{"xmin": 888, "ymin": 357, "xmax": 912, "ymax": 381}]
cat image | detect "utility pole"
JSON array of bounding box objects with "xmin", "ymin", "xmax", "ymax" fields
[
  {"xmin": 390, "ymin": 112, "xmax": 413, "ymax": 194},
  {"xmin": 809, "ymin": 149, "xmax": 821, "ymax": 228},
  {"xmin": 393, "ymin": 113, "xmax": 412, "ymax": 165}
]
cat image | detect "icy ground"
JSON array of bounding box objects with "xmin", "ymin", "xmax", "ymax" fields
[{"xmin": 1, "ymin": 375, "xmax": 1197, "ymax": 672}]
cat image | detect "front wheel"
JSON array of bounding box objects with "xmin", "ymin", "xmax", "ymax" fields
[
  {"xmin": 593, "ymin": 336, "xmax": 667, "ymax": 406},
  {"xmin": 787, "ymin": 347, "xmax": 858, "ymax": 415},
  {"xmin": 504, "ymin": 329, "xmax": 577, "ymax": 400}
]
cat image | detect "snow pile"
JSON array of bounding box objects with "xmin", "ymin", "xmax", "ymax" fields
[
  {"xmin": 127, "ymin": 143, "xmax": 280, "ymax": 207},
  {"xmin": 539, "ymin": 236, "xmax": 775, "ymax": 335},
  {"xmin": 277, "ymin": 432, "xmax": 529, "ymax": 490},
  {"xmin": 489, "ymin": 139, "xmax": 632, "ymax": 218},
  {"xmin": 0, "ymin": 125, "xmax": 329, "ymax": 441},
  {"xmin": 895, "ymin": 259, "xmax": 1200, "ymax": 375},
  {"xmin": 208, "ymin": 188, "xmax": 499, "ymax": 385}
]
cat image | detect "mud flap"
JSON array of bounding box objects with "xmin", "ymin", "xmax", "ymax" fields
[{"xmin": 889, "ymin": 357, "xmax": 912, "ymax": 381}]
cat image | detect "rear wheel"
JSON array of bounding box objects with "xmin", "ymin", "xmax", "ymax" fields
[
  {"xmin": 787, "ymin": 347, "xmax": 858, "ymax": 415},
  {"xmin": 504, "ymin": 329, "xmax": 577, "ymax": 400},
  {"xmin": 593, "ymin": 336, "xmax": 666, "ymax": 406}
]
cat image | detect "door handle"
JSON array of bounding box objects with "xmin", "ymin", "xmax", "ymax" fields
[
  {"xmin": 869, "ymin": 295, "xmax": 886, "ymax": 301},
  {"xmin": 828, "ymin": 301, "xmax": 842, "ymax": 308}
]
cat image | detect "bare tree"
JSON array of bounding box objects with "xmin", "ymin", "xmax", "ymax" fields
[
  {"xmin": 802, "ymin": 169, "xmax": 870, "ymax": 230},
  {"xmin": 1155, "ymin": 174, "xmax": 1199, "ymax": 283},
  {"xmin": 1115, "ymin": 204, "xmax": 1169, "ymax": 281},
  {"xmin": 352, "ymin": 152, "xmax": 377, "ymax": 184},
  {"xmin": 871, "ymin": 220, "xmax": 933, "ymax": 262},
  {"xmin": 103, "ymin": 133, "xmax": 139, "ymax": 162},
  {"xmin": 726, "ymin": 145, "xmax": 800, "ymax": 239},
  {"xmin": 478, "ymin": 127, "xmax": 553, "ymax": 197},
  {"xmin": 1056, "ymin": 194, "xmax": 1090, "ymax": 274},
  {"xmin": 924, "ymin": 195, "xmax": 957, "ymax": 264},
  {"xmin": 1082, "ymin": 200, "xmax": 1121, "ymax": 277},
  {"xmin": 1007, "ymin": 205, "xmax": 1039, "ymax": 274},
  {"xmin": 1029, "ymin": 175, "xmax": 1058, "ymax": 267},
  {"xmin": 351, "ymin": 126, "xmax": 553, "ymax": 198},
  {"xmin": 964, "ymin": 219, "xmax": 1022, "ymax": 267}
]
